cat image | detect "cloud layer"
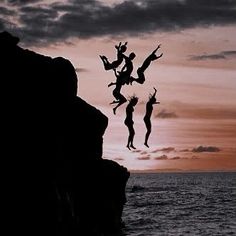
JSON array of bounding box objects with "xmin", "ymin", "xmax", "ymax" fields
[
  {"xmin": 192, "ymin": 146, "xmax": 220, "ymax": 153},
  {"xmin": 1, "ymin": 0, "xmax": 236, "ymax": 45},
  {"xmin": 155, "ymin": 109, "xmax": 178, "ymax": 119},
  {"xmin": 189, "ymin": 51, "xmax": 236, "ymax": 61},
  {"xmin": 136, "ymin": 145, "xmax": 221, "ymax": 161}
]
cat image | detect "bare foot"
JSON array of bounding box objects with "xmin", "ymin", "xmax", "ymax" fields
[
  {"xmin": 130, "ymin": 145, "xmax": 136, "ymax": 149},
  {"xmin": 144, "ymin": 143, "xmax": 149, "ymax": 148}
]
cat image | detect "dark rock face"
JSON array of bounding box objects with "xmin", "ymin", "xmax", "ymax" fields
[{"xmin": 1, "ymin": 31, "xmax": 129, "ymax": 235}]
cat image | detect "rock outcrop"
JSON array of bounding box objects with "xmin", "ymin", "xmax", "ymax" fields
[{"xmin": 1, "ymin": 31, "xmax": 129, "ymax": 235}]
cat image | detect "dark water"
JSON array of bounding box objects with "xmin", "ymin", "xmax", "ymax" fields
[{"xmin": 122, "ymin": 172, "xmax": 236, "ymax": 236}]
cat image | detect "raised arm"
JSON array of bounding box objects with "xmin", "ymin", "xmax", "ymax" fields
[
  {"xmin": 115, "ymin": 42, "xmax": 121, "ymax": 50},
  {"xmin": 153, "ymin": 87, "xmax": 157, "ymax": 97},
  {"xmin": 153, "ymin": 87, "xmax": 160, "ymax": 104}
]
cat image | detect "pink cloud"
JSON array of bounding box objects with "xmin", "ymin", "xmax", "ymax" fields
[
  {"xmin": 154, "ymin": 155, "xmax": 168, "ymax": 160},
  {"xmin": 137, "ymin": 156, "xmax": 151, "ymax": 160},
  {"xmin": 151, "ymin": 147, "xmax": 175, "ymax": 153}
]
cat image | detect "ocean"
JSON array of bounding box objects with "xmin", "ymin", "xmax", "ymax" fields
[{"xmin": 121, "ymin": 172, "xmax": 236, "ymax": 236}]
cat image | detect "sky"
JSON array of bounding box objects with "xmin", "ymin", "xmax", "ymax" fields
[{"xmin": 1, "ymin": 0, "xmax": 236, "ymax": 172}]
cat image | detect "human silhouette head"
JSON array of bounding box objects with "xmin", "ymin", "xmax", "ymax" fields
[
  {"xmin": 129, "ymin": 95, "xmax": 138, "ymax": 106},
  {"xmin": 129, "ymin": 52, "xmax": 136, "ymax": 60},
  {"xmin": 120, "ymin": 42, "xmax": 128, "ymax": 53}
]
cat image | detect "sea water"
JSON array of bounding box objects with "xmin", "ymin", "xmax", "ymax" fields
[{"xmin": 122, "ymin": 172, "xmax": 236, "ymax": 236}]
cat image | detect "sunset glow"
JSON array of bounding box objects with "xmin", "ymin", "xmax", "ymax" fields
[{"xmin": 1, "ymin": 0, "xmax": 236, "ymax": 171}]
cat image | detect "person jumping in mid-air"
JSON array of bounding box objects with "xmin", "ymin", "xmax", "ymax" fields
[
  {"xmin": 108, "ymin": 69, "xmax": 127, "ymax": 115},
  {"xmin": 124, "ymin": 95, "xmax": 138, "ymax": 150},
  {"xmin": 144, "ymin": 87, "xmax": 160, "ymax": 148},
  {"xmin": 130, "ymin": 44, "xmax": 163, "ymax": 85},
  {"xmin": 109, "ymin": 51, "xmax": 136, "ymax": 86},
  {"xmin": 99, "ymin": 42, "xmax": 128, "ymax": 71},
  {"xmin": 120, "ymin": 52, "xmax": 136, "ymax": 84},
  {"xmin": 107, "ymin": 51, "xmax": 135, "ymax": 114}
]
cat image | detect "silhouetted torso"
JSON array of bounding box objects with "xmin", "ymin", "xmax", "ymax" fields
[
  {"xmin": 125, "ymin": 104, "xmax": 134, "ymax": 126},
  {"xmin": 144, "ymin": 101, "xmax": 153, "ymax": 121}
]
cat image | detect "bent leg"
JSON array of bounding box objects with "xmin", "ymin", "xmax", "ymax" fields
[
  {"xmin": 130, "ymin": 68, "xmax": 145, "ymax": 84},
  {"xmin": 139, "ymin": 52, "xmax": 155, "ymax": 72},
  {"xmin": 130, "ymin": 52, "xmax": 155, "ymax": 84},
  {"xmin": 99, "ymin": 55, "xmax": 113, "ymax": 70},
  {"xmin": 139, "ymin": 48, "xmax": 163, "ymax": 72},
  {"xmin": 113, "ymin": 95, "xmax": 127, "ymax": 114},
  {"xmin": 110, "ymin": 60, "xmax": 122, "ymax": 70}
]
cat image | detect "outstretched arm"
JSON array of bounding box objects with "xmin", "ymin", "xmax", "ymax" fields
[
  {"xmin": 152, "ymin": 44, "xmax": 161, "ymax": 54},
  {"xmin": 157, "ymin": 53, "xmax": 163, "ymax": 59},
  {"xmin": 115, "ymin": 42, "xmax": 121, "ymax": 50},
  {"xmin": 153, "ymin": 87, "xmax": 157, "ymax": 97},
  {"xmin": 116, "ymin": 41, "xmax": 127, "ymax": 50},
  {"xmin": 153, "ymin": 87, "xmax": 160, "ymax": 104}
]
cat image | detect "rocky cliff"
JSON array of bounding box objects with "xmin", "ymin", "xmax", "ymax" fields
[{"xmin": 1, "ymin": 31, "xmax": 129, "ymax": 235}]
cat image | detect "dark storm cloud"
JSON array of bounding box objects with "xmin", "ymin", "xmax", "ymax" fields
[
  {"xmin": 0, "ymin": 6, "xmax": 15, "ymax": 15},
  {"xmin": 7, "ymin": 0, "xmax": 42, "ymax": 5},
  {"xmin": 189, "ymin": 51, "xmax": 236, "ymax": 61},
  {"xmin": 1, "ymin": 0, "xmax": 236, "ymax": 45},
  {"xmin": 192, "ymin": 146, "xmax": 220, "ymax": 153},
  {"xmin": 0, "ymin": 6, "xmax": 16, "ymax": 31}
]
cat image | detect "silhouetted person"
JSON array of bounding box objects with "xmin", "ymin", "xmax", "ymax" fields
[
  {"xmin": 131, "ymin": 44, "xmax": 163, "ymax": 84},
  {"xmin": 124, "ymin": 95, "xmax": 138, "ymax": 150},
  {"xmin": 108, "ymin": 69, "xmax": 127, "ymax": 115},
  {"xmin": 144, "ymin": 87, "xmax": 160, "ymax": 147},
  {"xmin": 100, "ymin": 42, "xmax": 127, "ymax": 70},
  {"xmin": 120, "ymin": 52, "xmax": 136, "ymax": 84}
]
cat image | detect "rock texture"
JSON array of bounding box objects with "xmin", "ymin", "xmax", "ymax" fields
[{"xmin": 1, "ymin": 31, "xmax": 129, "ymax": 235}]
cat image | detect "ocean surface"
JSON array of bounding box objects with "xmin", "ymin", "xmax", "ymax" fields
[{"xmin": 121, "ymin": 172, "xmax": 236, "ymax": 236}]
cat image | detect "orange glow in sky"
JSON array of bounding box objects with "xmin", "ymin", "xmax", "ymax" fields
[
  {"xmin": 2, "ymin": 0, "xmax": 236, "ymax": 172},
  {"xmin": 29, "ymin": 27, "xmax": 236, "ymax": 172}
]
